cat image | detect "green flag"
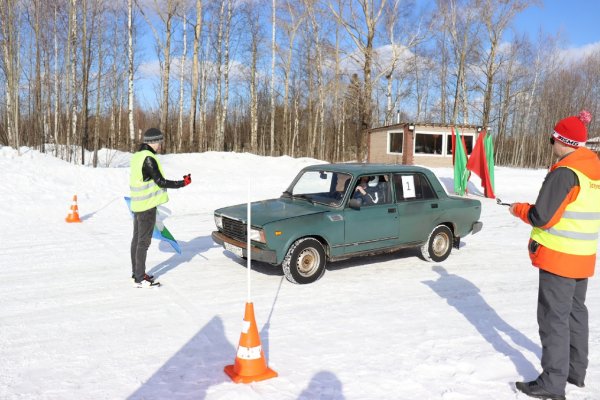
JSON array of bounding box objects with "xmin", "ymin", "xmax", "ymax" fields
[
  {"xmin": 453, "ymin": 128, "xmax": 469, "ymax": 195},
  {"xmin": 484, "ymin": 132, "xmax": 495, "ymax": 192}
]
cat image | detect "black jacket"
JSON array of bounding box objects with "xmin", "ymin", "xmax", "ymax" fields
[
  {"xmin": 138, "ymin": 143, "xmax": 185, "ymax": 189},
  {"xmin": 527, "ymin": 155, "xmax": 578, "ymax": 227}
]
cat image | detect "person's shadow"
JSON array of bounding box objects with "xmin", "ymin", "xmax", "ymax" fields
[
  {"xmin": 422, "ymin": 265, "xmax": 540, "ymax": 378},
  {"xmin": 297, "ymin": 370, "xmax": 345, "ymax": 400},
  {"xmin": 147, "ymin": 235, "xmax": 218, "ymax": 279},
  {"xmin": 127, "ymin": 316, "xmax": 236, "ymax": 400}
]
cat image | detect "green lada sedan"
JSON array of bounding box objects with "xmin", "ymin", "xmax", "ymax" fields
[{"xmin": 212, "ymin": 163, "xmax": 482, "ymax": 284}]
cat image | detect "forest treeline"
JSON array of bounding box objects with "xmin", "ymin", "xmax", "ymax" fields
[{"xmin": 1, "ymin": 0, "xmax": 599, "ymax": 168}]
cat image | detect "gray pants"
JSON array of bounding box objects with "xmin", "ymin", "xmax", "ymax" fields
[
  {"xmin": 131, "ymin": 207, "xmax": 156, "ymax": 283},
  {"xmin": 536, "ymin": 269, "xmax": 588, "ymax": 395}
]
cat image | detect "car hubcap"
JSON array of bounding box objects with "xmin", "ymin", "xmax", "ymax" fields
[
  {"xmin": 432, "ymin": 232, "xmax": 450, "ymax": 257},
  {"xmin": 297, "ymin": 247, "xmax": 320, "ymax": 277}
]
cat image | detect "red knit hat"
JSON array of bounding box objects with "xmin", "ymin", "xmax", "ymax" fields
[{"xmin": 552, "ymin": 110, "xmax": 592, "ymax": 147}]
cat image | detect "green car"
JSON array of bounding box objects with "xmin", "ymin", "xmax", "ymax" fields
[{"xmin": 212, "ymin": 163, "xmax": 482, "ymax": 284}]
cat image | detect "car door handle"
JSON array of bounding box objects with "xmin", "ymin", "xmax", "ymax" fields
[
  {"xmin": 388, "ymin": 208, "xmax": 396, "ymax": 213},
  {"xmin": 431, "ymin": 203, "xmax": 438, "ymax": 208}
]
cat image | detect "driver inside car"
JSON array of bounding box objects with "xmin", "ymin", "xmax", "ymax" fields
[{"xmin": 354, "ymin": 176, "xmax": 380, "ymax": 205}]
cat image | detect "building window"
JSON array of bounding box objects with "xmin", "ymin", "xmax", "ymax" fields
[
  {"xmin": 388, "ymin": 131, "xmax": 403, "ymax": 154},
  {"xmin": 446, "ymin": 134, "xmax": 474, "ymax": 155},
  {"xmin": 414, "ymin": 133, "xmax": 443, "ymax": 155}
]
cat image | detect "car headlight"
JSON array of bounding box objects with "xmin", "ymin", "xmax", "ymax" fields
[
  {"xmin": 249, "ymin": 228, "xmax": 266, "ymax": 243},
  {"xmin": 214, "ymin": 215, "xmax": 223, "ymax": 229}
]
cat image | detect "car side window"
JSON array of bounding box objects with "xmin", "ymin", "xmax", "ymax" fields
[
  {"xmin": 353, "ymin": 175, "xmax": 391, "ymax": 206},
  {"xmin": 393, "ymin": 173, "xmax": 437, "ymax": 202}
]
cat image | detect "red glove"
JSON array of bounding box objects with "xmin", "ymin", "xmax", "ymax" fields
[
  {"xmin": 510, "ymin": 202, "xmax": 531, "ymax": 224},
  {"xmin": 183, "ymin": 174, "xmax": 192, "ymax": 186}
]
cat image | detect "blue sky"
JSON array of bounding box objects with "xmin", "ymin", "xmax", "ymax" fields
[{"xmin": 512, "ymin": 0, "xmax": 600, "ymax": 47}]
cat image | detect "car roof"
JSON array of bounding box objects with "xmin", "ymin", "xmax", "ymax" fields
[{"xmin": 302, "ymin": 163, "xmax": 433, "ymax": 175}]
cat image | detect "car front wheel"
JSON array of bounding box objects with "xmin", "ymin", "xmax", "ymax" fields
[
  {"xmin": 420, "ymin": 225, "xmax": 453, "ymax": 262},
  {"xmin": 282, "ymin": 238, "xmax": 327, "ymax": 284}
]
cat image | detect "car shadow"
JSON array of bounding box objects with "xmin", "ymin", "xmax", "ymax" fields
[
  {"xmin": 147, "ymin": 235, "xmax": 220, "ymax": 279},
  {"xmin": 326, "ymin": 247, "xmax": 422, "ymax": 272},
  {"xmin": 422, "ymin": 265, "xmax": 541, "ymax": 378},
  {"xmin": 224, "ymin": 252, "xmax": 284, "ymax": 276}
]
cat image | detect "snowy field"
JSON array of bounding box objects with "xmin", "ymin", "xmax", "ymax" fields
[{"xmin": 0, "ymin": 145, "xmax": 599, "ymax": 400}]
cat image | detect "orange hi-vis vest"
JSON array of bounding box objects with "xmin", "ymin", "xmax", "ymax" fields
[{"xmin": 529, "ymin": 147, "xmax": 600, "ymax": 278}]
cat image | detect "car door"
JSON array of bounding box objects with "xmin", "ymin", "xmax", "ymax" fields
[
  {"xmin": 393, "ymin": 172, "xmax": 442, "ymax": 244},
  {"xmin": 343, "ymin": 174, "xmax": 398, "ymax": 254}
]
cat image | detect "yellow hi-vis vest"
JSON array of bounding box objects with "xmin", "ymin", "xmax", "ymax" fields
[
  {"xmin": 129, "ymin": 150, "xmax": 169, "ymax": 212},
  {"xmin": 531, "ymin": 167, "xmax": 600, "ymax": 256}
]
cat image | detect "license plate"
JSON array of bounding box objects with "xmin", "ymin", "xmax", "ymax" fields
[{"xmin": 224, "ymin": 242, "xmax": 243, "ymax": 258}]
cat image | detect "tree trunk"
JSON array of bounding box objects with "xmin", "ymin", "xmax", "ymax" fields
[{"xmin": 189, "ymin": 0, "xmax": 202, "ymax": 151}]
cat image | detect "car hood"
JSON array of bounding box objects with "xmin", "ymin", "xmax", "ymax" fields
[{"xmin": 215, "ymin": 197, "xmax": 329, "ymax": 226}]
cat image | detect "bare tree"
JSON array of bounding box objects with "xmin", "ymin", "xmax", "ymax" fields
[
  {"xmin": 438, "ymin": 0, "xmax": 480, "ymax": 124},
  {"xmin": 128, "ymin": 0, "xmax": 135, "ymax": 149},
  {"xmin": 188, "ymin": 0, "xmax": 202, "ymax": 150},
  {"xmin": 1, "ymin": 0, "xmax": 22, "ymax": 151},
  {"xmin": 137, "ymin": 0, "xmax": 178, "ymax": 144},
  {"xmin": 67, "ymin": 0, "xmax": 78, "ymax": 161},
  {"xmin": 281, "ymin": 1, "xmax": 303, "ymax": 156},
  {"xmin": 479, "ymin": 0, "xmax": 531, "ymax": 127},
  {"xmin": 177, "ymin": 12, "xmax": 186, "ymax": 151},
  {"xmin": 243, "ymin": 2, "xmax": 264, "ymax": 152},
  {"xmin": 220, "ymin": 0, "xmax": 233, "ymax": 150},
  {"xmin": 270, "ymin": 0, "xmax": 277, "ymax": 155},
  {"xmin": 330, "ymin": 0, "xmax": 391, "ymax": 160}
]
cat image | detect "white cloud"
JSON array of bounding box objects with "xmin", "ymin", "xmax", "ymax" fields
[{"xmin": 558, "ymin": 41, "xmax": 600, "ymax": 64}]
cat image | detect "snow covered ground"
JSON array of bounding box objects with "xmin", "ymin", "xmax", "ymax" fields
[{"xmin": 0, "ymin": 145, "xmax": 599, "ymax": 400}]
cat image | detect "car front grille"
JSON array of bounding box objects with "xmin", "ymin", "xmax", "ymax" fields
[{"xmin": 222, "ymin": 217, "xmax": 246, "ymax": 242}]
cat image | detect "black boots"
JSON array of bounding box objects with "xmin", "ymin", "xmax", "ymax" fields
[{"xmin": 515, "ymin": 381, "xmax": 565, "ymax": 400}]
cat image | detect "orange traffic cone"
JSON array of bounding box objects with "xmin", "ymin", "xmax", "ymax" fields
[
  {"xmin": 224, "ymin": 302, "xmax": 278, "ymax": 383},
  {"xmin": 65, "ymin": 195, "xmax": 82, "ymax": 223}
]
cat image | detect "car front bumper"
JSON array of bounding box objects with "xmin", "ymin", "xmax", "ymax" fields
[{"xmin": 211, "ymin": 231, "xmax": 278, "ymax": 264}]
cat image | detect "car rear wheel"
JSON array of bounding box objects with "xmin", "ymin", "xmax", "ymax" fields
[
  {"xmin": 282, "ymin": 238, "xmax": 327, "ymax": 284},
  {"xmin": 420, "ymin": 225, "xmax": 453, "ymax": 262}
]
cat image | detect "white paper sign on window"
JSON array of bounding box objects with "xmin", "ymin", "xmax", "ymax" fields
[{"xmin": 402, "ymin": 175, "xmax": 416, "ymax": 198}]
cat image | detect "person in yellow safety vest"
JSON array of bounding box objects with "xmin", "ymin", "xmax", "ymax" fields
[
  {"xmin": 130, "ymin": 128, "xmax": 192, "ymax": 288},
  {"xmin": 510, "ymin": 110, "xmax": 600, "ymax": 400}
]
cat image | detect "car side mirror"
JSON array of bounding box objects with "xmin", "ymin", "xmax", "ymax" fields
[{"xmin": 348, "ymin": 198, "xmax": 362, "ymax": 210}]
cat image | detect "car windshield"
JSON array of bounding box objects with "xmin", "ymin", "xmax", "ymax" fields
[{"xmin": 284, "ymin": 170, "xmax": 352, "ymax": 207}]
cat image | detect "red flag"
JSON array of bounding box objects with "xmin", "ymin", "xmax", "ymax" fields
[{"xmin": 466, "ymin": 130, "xmax": 495, "ymax": 198}]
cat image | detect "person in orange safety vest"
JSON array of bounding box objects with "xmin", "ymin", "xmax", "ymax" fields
[{"xmin": 510, "ymin": 110, "xmax": 600, "ymax": 400}]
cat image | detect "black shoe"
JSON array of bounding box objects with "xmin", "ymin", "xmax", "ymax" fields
[
  {"xmin": 131, "ymin": 273, "xmax": 154, "ymax": 282},
  {"xmin": 567, "ymin": 376, "xmax": 585, "ymax": 388},
  {"xmin": 515, "ymin": 381, "xmax": 565, "ymax": 400}
]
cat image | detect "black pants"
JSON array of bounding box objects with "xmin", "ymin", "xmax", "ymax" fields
[
  {"xmin": 131, "ymin": 207, "xmax": 156, "ymax": 283},
  {"xmin": 536, "ymin": 269, "xmax": 588, "ymax": 395}
]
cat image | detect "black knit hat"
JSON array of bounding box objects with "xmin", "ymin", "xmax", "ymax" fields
[{"xmin": 143, "ymin": 128, "xmax": 164, "ymax": 144}]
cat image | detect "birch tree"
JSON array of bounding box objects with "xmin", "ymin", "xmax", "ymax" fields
[
  {"xmin": 479, "ymin": 0, "xmax": 530, "ymax": 127},
  {"xmin": 188, "ymin": 0, "xmax": 202, "ymax": 150},
  {"xmin": 137, "ymin": 0, "xmax": 178, "ymax": 144},
  {"xmin": 177, "ymin": 12, "xmax": 186, "ymax": 151},
  {"xmin": 269, "ymin": 0, "xmax": 277, "ymax": 155},
  {"xmin": 0, "ymin": 0, "xmax": 21, "ymax": 151},
  {"xmin": 330, "ymin": 0, "xmax": 390, "ymax": 160},
  {"xmin": 128, "ymin": 0, "xmax": 135, "ymax": 149}
]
